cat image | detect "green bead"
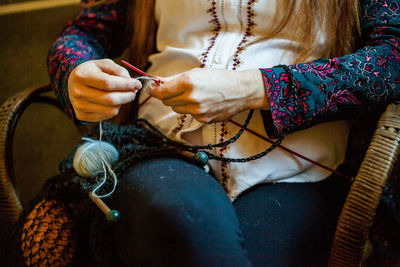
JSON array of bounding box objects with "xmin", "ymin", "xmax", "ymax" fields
[
  {"xmin": 194, "ymin": 151, "xmax": 208, "ymax": 166},
  {"xmin": 106, "ymin": 210, "xmax": 120, "ymax": 223}
]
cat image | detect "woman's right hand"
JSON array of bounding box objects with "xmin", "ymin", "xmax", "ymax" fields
[{"xmin": 68, "ymin": 59, "xmax": 142, "ymax": 122}]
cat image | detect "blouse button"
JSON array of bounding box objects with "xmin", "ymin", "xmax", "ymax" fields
[{"xmin": 213, "ymin": 55, "xmax": 223, "ymax": 64}]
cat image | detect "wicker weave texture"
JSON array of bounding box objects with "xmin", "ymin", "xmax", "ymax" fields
[
  {"xmin": 328, "ymin": 102, "xmax": 400, "ymax": 266},
  {"xmin": 0, "ymin": 85, "xmax": 51, "ymax": 224}
]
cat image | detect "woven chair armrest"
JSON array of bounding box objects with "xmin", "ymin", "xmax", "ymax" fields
[
  {"xmin": 329, "ymin": 102, "xmax": 400, "ymax": 266},
  {"xmin": 0, "ymin": 84, "xmax": 58, "ymax": 224}
]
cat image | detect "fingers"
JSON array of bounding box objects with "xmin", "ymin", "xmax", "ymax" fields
[
  {"xmin": 73, "ymin": 100, "xmax": 120, "ymax": 114},
  {"xmin": 72, "ymin": 59, "xmax": 142, "ymax": 91},
  {"xmin": 149, "ymin": 73, "xmax": 189, "ymax": 100},
  {"xmin": 73, "ymin": 98, "xmax": 122, "ymax": 122},
  {"xmin": 68, "ymin": 59, "xmax": 143, "ymax": 122},
  {"xmin": 69, "ymin": 83, "xmax": 137, "ymax": 122},
  {"xmin": 161, "ymin": 93, "xmax": 197, "ymax": 106},
  {"xmin": 75, "ymin": 68, "xmax": 141, "ymax": 92},
  {"xmin": 170, "ymin": 105, "xmax": 191, "ymax": 114},
  {"xmin": 72, "ymin": 84, "xmax": 137, "ymax": 106},
  {"xmin": 170, "ymin": 101, "xmax": 234, "ymax": 123},
  {"xmin": 75, "ymin": 111, "xmax": 119, "ymax": 122}
]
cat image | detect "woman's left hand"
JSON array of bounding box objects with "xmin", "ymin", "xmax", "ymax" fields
[{"xmin": 148, "ymin": 68, "xmax": 270, "ymax": 123}]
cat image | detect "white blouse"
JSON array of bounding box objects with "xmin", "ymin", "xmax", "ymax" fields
[{"xmin": 138, "ymin": 0, "xmax": 350, "ymax": 200}]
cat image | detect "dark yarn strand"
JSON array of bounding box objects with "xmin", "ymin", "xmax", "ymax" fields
[
  {"xmin": 135, "ymin": 109, "xmax": 255, "ymax": 151},
  {"xmin": 131, "ymin": 112, "xmax": 286, "ymax": 163},
  {"xmin": 204, "ymin": 134, "xmax": 286, "ymax": 162}
]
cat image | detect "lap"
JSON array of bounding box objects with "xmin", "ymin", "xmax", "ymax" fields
[
  {"xmin": 109, "ymin": 157, "xmax": 350, "ymax": 266},
  {"xmin": 20, "ymin": 156, "xmax": 350, "ymax": 266}
]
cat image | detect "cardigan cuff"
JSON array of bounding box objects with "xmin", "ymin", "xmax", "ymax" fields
[
  {"xmin": 260, "ymin": 67, "xmax": 290, "ymax": 137},
  {"xmin": 259, "ymin": 67, "xmax": 307, "ymax": 137}
]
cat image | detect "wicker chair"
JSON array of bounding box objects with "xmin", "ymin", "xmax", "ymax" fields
[{"xmin": 1, "ymin": 85, "xmax": 399, "ymax": 266}]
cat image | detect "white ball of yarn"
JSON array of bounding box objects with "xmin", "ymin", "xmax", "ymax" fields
[{"xmin": 73, "ymin": 140, "xmax": 119, "ymax": 178}]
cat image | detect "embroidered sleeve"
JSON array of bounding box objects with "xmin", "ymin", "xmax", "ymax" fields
[
  {"xmin": 47, "ymin": 0, "xmax": 129, "ymax": 120},
  {"xmin": 260, "ymin": 0, "xmax": 400, "ymax": 137}
]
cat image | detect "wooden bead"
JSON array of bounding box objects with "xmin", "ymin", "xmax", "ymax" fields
[
  {"xmin": 106, "ymin": 210, "xmax": 120, "ymax": 223},
  {"xmin": 194, "ymin": 151, "xmax": 209, "ymax": 166}
]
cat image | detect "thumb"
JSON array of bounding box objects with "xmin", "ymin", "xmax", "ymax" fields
[{"xmin": 148, "ymin": 74, "xmax": 185, "ymax": 100}]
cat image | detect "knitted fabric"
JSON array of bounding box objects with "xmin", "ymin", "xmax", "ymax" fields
[
  {"xmin": 17, "ymin": 120, "xmax": 200, "ymax": 265},
  {"xmin": 21, "ymin": 200, "xmax": 76, "ymax": 266}
]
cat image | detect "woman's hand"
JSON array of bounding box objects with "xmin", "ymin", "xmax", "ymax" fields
[
  {"xmin": 68, "ymin": 59, "xmax": 142, "ymax": 122},
  {"xmin": 149, "ymin": 68, "xmax": 269, "ymax": 123}
]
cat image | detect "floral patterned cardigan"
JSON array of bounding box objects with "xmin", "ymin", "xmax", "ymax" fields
[{"xmin": 48, "ymin": 0, "xmax": 400, "ymax": 264}]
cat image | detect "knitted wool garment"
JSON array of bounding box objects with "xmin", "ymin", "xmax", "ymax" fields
[{"xmin": 17, "ymin": 120, "xmax": 201, "ymax": 266}]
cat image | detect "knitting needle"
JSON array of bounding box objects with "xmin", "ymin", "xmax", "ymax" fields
[
  {"xmin": 121, "ymin": 60, "xmax": 161, "ymax": 85},
  {"xmin": 89, "ymin": 192, "xmax": 120, "ymax": 223}
]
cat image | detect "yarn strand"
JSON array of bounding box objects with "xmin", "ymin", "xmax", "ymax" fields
[
  {"xmin": 135, "ymin": 109, "xmax": 255, "ymax": 151},
  {"xmin": 99, "ymin": 121, "xmax": 103, "ymax": 142},
  {"xmin": 91, "ymin": 159, "xmax": 118, "ymax": 199}
]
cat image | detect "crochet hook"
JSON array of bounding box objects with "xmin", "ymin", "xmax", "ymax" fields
[{"xmin": 121, "ymin": 60, "xmax": 161, "ymax": 85}]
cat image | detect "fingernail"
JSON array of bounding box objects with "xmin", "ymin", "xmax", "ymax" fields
[
  {"xmin": 147, "ymin": 80, "xmax": 160, "ymax": 95},
  {"xmin": 133, "ymin": 80, "xmax": 142, "ymax": 90}
]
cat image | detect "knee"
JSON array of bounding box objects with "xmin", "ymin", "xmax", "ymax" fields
[
  {"xmin": 112, "ymin": 158, "xmax": 235, "ymax": 228},
  {"xmin": 111, "ymin": 182, "xmax": 246, "ymax": 266},
  {"xmin": 115, "ymin": 173, "xmax": 234, "ymax": 230}
]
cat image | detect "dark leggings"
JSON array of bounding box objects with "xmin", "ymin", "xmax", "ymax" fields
[{"xmin": 108, "ymin": 157, "xmax": 350, "ymax": 266}]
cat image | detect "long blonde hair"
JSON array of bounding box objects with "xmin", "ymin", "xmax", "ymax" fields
[
  {"xmin": 272, "ymin": 0, "xmax": 361, "ymax": 62},
  {"xmin": 128, "ymin": 0, "xmax": 361, "ymax": 67}
]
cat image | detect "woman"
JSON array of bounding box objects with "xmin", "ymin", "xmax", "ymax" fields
[{"xmin": 20, "ymin": 0, "xmax": 400, "ymax": 266}]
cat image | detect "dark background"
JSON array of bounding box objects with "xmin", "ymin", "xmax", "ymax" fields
[{"xmin": 0, "ymin": 0, "xmax": 81, "ymax": 263}]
